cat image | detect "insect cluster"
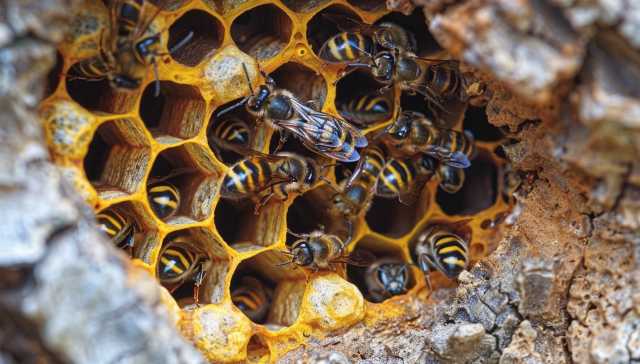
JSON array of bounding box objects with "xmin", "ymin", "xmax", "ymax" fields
[{"xmin": 41, "ymin": 0, "xmax": 515, "ymax": 362}]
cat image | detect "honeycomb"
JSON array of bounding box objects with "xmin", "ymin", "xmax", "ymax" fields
[{"xmin": 39, "ymin": 0, "xmax": 513, "ymax": 362}]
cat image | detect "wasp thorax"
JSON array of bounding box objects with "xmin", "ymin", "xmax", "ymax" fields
[
  {"xmin": 266, "ymin": 94, "xmax": 294, "ymax": 120},
  {"xmin": 396, "ymin": 57, "xmax": 420, "ymax": 82}
]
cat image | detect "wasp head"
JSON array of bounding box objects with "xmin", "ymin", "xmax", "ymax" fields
[
  {"xmin": 377, "ymin": 263, "xmax": 408, "ymax": 295},
  {"xmin": 291, "ymin": 241, "xmax": 314, "ymax": 267},
  {"xmin": 371, "ymin": 52, "xmax": 395, "ymax": 82},
  {"xmin": 246, "ymin": 85, "xmax": 270, "ymax": 113}
]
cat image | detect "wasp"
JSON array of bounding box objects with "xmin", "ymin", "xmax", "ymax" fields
[
  {"xmin": 344, "ymin": 48, "xmax": 470, "ymax": 115},
  {"xmin": 318, "ymin": 14, "xmax": 416, "ymax": 63},
  {"xmin": 96, "ymin": 208, "xmax": 135, "ymax": 255},
  {"xmin": 282, "ymin": 227, "xmax": 371, "ymax": 272},
  {"xmin": 69, "ymin": 0, "xmax": 193, "ymax": 96},
  {"xmin": 376, "ymin": 153, "xmax": 437, "ymax": 205},
  {"xmin": 364, "ymin": 258, "xmax": 410, "ymax": 302},
  {"xmin": 412, "ymin": 225, "xmax": 469, "ymax": 290},
  {"xmin": 338, "ymin": 92, "xmax": 393, "ymax": 127},
  {"xmin": 329, "ymin": 145, "xmax": 386, "ymax": 222},
  {"xmin": 436, "ymin": 164, "xmax": 465, "ymax": 194},
  {"xmin": 216, "ymin": 64, "xmax": 368, "ymax": 162},
  {"xmin": 219, "ymin": 149, "xmax": 324, "ymax": 213},
  {"xmin": 382, "ymin": 111, "xmax": 476, "ymax": 169},
  {"xmin": 157, "ymin": 235, "xmax": 210, "ymax": 304},
  {"xmin": 231, "ymin": 276, "xmax": 273, "ymax": 323}
]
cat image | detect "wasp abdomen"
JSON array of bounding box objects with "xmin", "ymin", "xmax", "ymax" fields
[{"xmin": 320, "ymin": 32, "xmax": 375, "ymax": 63}]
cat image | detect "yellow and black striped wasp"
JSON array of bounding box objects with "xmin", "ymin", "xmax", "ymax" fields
[
  {"xmin": 382, "ymin": 110, "xmax": 476, "ymax": 169},
  {"xmin": 364, "ymin": 258, "xmax": 410, "ymax": 302},
  {"xmin": 338, "ymin": 91, "xmax": 393, "ymax": 127},
  {"xmin": 318, "ymin": 13, "xmax": 416, "ymax": 63},
  {"xmin": 231, "ymin": 275, "xmax": 273, "ymax": 323},
  {"xmin": 216, "ymin": 143, "xmax": 324, "ymax": 213},
  {"xmin": 375, "ymin": 153, "xmax": 437, "ymax": 205},
  {"xmin": 412, "ymin": 224, "xmax": 470, "ymax": 290},
  {"xmin": 216, "ymin": 64, "xmax": 368, "ymax": 162},
  {"xmin": 69, "ymin": 0, "xmax": 193, "ymax": 96},
  {"xmin": 282, "ymin": 226, "xmax": 373, "ymax": 272},
  {"xmin": 157, "ymin": 234, "xmax": 210, "ymax": 305},
  {"xmin": 96, "ymin": 208, "xmax": 136, "ymax": 256}
]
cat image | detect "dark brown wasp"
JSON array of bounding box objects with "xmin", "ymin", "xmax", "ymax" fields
[{"xmin": 215, "ymin": 64, "xmax": 368, "ymax": 162}]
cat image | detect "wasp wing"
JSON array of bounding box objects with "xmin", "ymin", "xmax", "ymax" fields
[{"xmin": 280, "ymin": 97, "xmax": 368, "ymax": 162}]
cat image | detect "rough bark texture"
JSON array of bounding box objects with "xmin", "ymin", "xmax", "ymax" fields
[
  {"xmin": 0, "ymin": 1, "xmax": 205, "ymax": 363},
  {"xmin": 1, "ymin": 0, "xmax": 639, "ymax": 363}
]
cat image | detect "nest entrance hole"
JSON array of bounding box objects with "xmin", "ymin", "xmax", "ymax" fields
[{"xmin": 463, "ymin": 106, "xmax": 503, "ymax": 142}]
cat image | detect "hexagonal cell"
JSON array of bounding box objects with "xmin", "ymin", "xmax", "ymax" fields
[
  {"xmin": 436, "ymin": 149, "xmax": 498, "ymax": 216},
  {"xmin": 374, "ymin": 8, "xmax": 440, "ymax": 55},
  {"xmin": 365, "ymin": 187, "xmax": 430, "ymax": 238},
  {"xmin": 231, "ymin": 250, "xmax": 305, "ymax": 329},
  {"xmin": 95, "ymin": 201, "xmax": 159, "ymax": 262},
  {"xmin": 286, "ymin": 188, "xmax": 346, "ymax": 243},
  {"xmin": 169, "ymin": 9, "xmax": 223, "ymax": 67},
  {"xmin": 336, "ymin": 69, "xmax": 392, "ymax": 127},
  {"xmin": 347, "ymin": 0, "xmax": 385, "ymax": 11},
  {"xmin": 45, "ymin": 51, "xmax": 64, "ymax": 98},
  {"xmin": 271, "ymin": 62, "xmax": 327, "ymax": 108},
  {"xmin": 231, "ymin": 4, "xmax": 293, "ymax": 61},
  {"xmin": 207, "ymin": 108, "xmax": 256, "ymax": 166},
  {"xmin": 463, "ymin": 106, "xmax": 504, "ymax": 142},
  {"xmin": 65, "ymin": 66, "xmax": 139, "ymax": 114},
  {"xmin": 83, "ymin": 119, "xmax": 150, "ymax": 199},
  {"xmin": 280, "ymin": 0, "xmax": 330, "ymax": 13},
  {"xmin": 139, "ymin": 81, "xmax": 206, "ymax": 142},
  {"xmin": 347, "ymin": 237, "xmax": 416, "ymax": 303},
  {"xmin": 246, "ymin": 334, "xmax": 270, "ymax": 363},
  {"xmin": 306, "ymin": 5, "xmax": 362, "ymax": 58},
  {"xmin": 147, "ymin": 144, "xmax": 218, "ymax": 224},
  {"xmin": 156, "ymin": 228, "xmax": 231, "ymax": 307}
]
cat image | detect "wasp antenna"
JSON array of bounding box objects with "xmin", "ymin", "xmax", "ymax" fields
[
  {"xmin": 215, "ymin": 97, "xmax": 249, "ymax": 118},
  {"xmin": 168, "ymin": 30, "xmax": 194, "ymax": 54},
  {"xmin": 241, "ymin": 63, "xmax": 255, "ymax": 96},
  {"xmin": 286, "ymin": 229, "xmax": 305, "ymax": 238}
]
